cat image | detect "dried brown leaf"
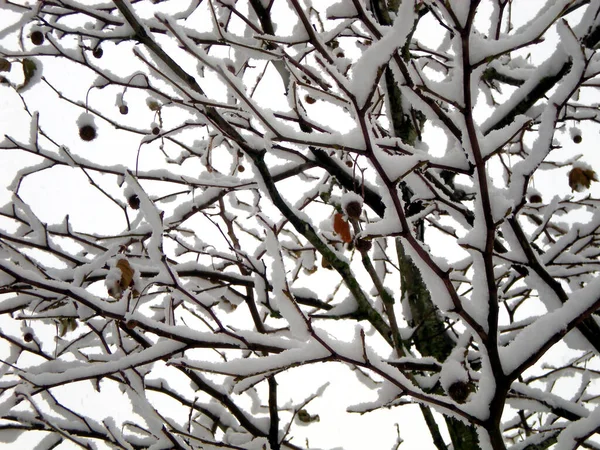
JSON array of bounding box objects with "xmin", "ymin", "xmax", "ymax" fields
[{"xmin": 333, "ymin": 213, "xmax": 352, "ymax": 243}]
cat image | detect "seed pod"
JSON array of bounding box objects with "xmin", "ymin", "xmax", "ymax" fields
[
  {"xmin": 355, "ymin": 238, "xmax": 372, "ymax": 253},
  {"xmin": 344, "ymin": 200, "xmax": 362, "ymax": 219},
  {"xmin": 79, "ymin": 125, "xmax": 97, "ymax": 141},
  {"xmin": 570, "ymin": 127, "xmax": 582, "ymax": 144},
  {"xmin": 119, "ymin": 104, "xmax": 129, "ymax": 115},
  {"xmin": 128, "ymin": 195, "xmax": 140, "ymax": 210},
  {"xmin": 447, "ymin": 381, "xmax": 470, "ymax": 404},
  {"xmin": 305, "ymin": 95, "xmax": 316, "ymax": 104},
  {"xmin": 92, "ymin": 47, "xmax": 103, "ymax": 59},
  {"xmin": 31, "ymin": 31, "xmax": 44, "ymax": 46},
  {"xmin": 529, "ymin": 194, "xmax": 542, "ymax": 203},
  {"xmin": 125, "ymin": 319, "xmax": 138, "ymax": 330},
  {"xmin": 152, "ymin": 126, "xmax": 160, "ymax": 135},
  {"xmin": 23, "ymin": 332, "xmax": 34, "ymax": 342},
  {"xmin": 147, "ymin": 98, "xmax": 161, "ymax": 111}
]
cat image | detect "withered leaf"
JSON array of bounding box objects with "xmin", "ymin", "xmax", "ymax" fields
[
  {"xmin": 0, "ymin": 58, "xmax": 11, "ymax": 72},
  {"xmin": 333, "ymin": 213, "xmax": 352, "ymax": 243},
  {"xmin": 18, "ymin": 58, "xmax": 39, "ymax": 91},
  {"xmin": 117, "ymin": 258, "xmax": 135, "ymax": 289},
  {"xmin": 568, "ymin": 167, "xmax": 598, "ymax": 192},
  {"xmin": 58, "ymin": 317, "xmax": 78, "ymax": 337},
  {"xmin": 297, "ymin": 409, "xmax": 320, "ymax": 424}
]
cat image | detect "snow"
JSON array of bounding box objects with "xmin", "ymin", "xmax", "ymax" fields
[
  {"xmin": 25, "ymin": 340, "xmax": 186, "ymax": 387},
  {"xmin": 554, "ymin": 405, "xmax": 600, "ymax": 450},
  {"xmin": 181, "ymin": 339, "xmax": 329, "ymax": 378},
  {"xmin": 400, "ymin": 237, "xmax": 454, "ymax": 312},
  {"xmin": 470, "ymin": 0, "xmax": 575, "ymax": 65},
  {"xmin": 500, "ymin": 273, "xmax": 600, "ymax": 375},
  {"xmin": 124, "ymin": 172, "xmax": 165, "ymax": 266},
  {"xmin": 264, "ymin": 229, "xmax": 311, "ymax": 340},
  {"xmin": 326, "ymin": 1, "xmax": 357, "ymax": 19},
  {"xmin": 2, "ymin": 1, "xmax": 600, "ymax": 448},
  {"xmin": 349, "ymin": 0, "xmax": 413, "ymax": 108}
]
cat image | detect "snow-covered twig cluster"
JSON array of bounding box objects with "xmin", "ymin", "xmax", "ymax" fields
[{"xmin": 1, "ymin": 1, "xmax": 600, "ymax": 449}]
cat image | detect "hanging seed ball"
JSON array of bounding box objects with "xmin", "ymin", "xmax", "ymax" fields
[
  {"xmin": 23, "ymin": 332, "xmax": 34, "ymax": 343},
  {"xmin": 345, "ymin": 200, "xmax": 362, "ymax": 219},
  {"xmin": 237, "ymin": 165, "xmax": 245, "ymax": 172},
  {"xmin": 529, "ymin": 194, "xmax": 542, "ymax": 203},
  {"xmin": 152, "ymin": 126, "xmax": 160, "ymax": 135},
  {"xmin": 31, "ymin": 31, "xmax": 44, "ymax": 46},
  {"xmin": 355, "ymin": 238, "xmax": 372, "ymax": 253},
  {"xmin": 119, "ymin": 104, "xmax": 129, "ymax": 115},
  {"xmin": 128, "ymin": 195, "xmax": 140, "ymax": 210},
  {"xmin": 345, "ymin": 160, "xmax": 353, "ymax": 168},
  {"xmin": 125, "ymin": 319, "xmax": 138, "ymax": 330},
  {"xmin": 79, "ymin": 125, "xmax": 97, "ymax": 141},
  {"xmin": 447, "ymin": 381, "xmax": 470, "ymax": 404},
  {"xmin": 92, "ymin": 47, "xmax": 103, "ymax": 59},
  {"xmin": 305, "ymin": 95, "xmax": 316, "ymax": 104},
  {"xmin": 572, "ymin": 134, "xmax": 582, "ymax": 144}
]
